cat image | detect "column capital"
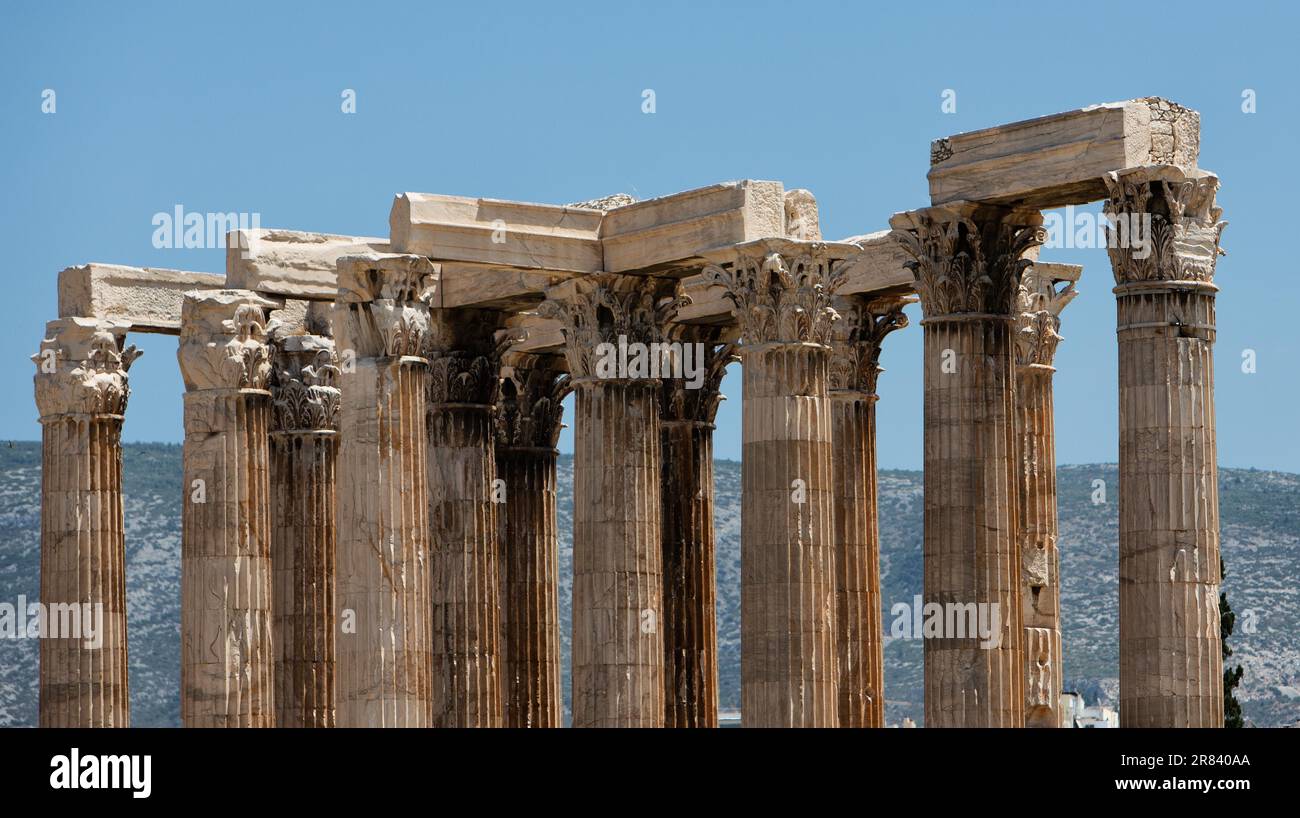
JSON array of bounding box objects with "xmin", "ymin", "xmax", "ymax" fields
[
  {"xmin": 177, "ymin": 290, "xmax": 277, "ymax": 392},
  {"xmin": 702, "ymin": 238, "xmax": 852, "ymax": 347},
  {"xmin": 889, "ymin": 202, "xmax": 1045, "ymax": 320},
  {"xmin": 33, "ymin": 317, "xmax": 140, "ymax": 419},
  {"xmin": 495, "ymin": 357, "xmax": 571, "ymax": 450},
  {"xmin": 1015, "ymin": 265, "xmax": 1077, "ymax": 374},
  {"xmin": 1102, "ymin": 165, "xmax": 1227, "ymax": 287},
  {"xmin": 334, "ymin": 253, "xmax": 438, "ymax": 359},
  {"xmin": 827, "ymin": 294, "xmax": 914, "ymax": 396},
  {"xmin": 424, "ymin": 308, "xmax": 505, "ymax": 409},
  {"xmin": 538, "ymin": 273, "xmax": 684, "ymax": 380},
  {"xmin": 268, "ymin": 331, "xmax": 341, "ymax": 433},
  {"xmin": 658, "ymin": 333, "xmax": 737, "ymax": 425}
]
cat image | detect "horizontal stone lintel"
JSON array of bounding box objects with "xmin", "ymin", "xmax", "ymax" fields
[
  {"xmin": 58, "ymin": 264, "xmax": 227, "ymax": 334},
  {"xmin": 389, "ymin": 180, "xmax": 793, "ymax": 286},
  {"xmin": 390, "ymin": 193, "xmax": 604, "ymax": 274},
  {"xmin": 431, "ymin": 261, "xmax": 577, "ymax": 311},
  {"xmin": 226, "ymin": 229, "xmax": 389, "ymax": 300},
  {"xmin": 929, "ymin": 98, "xmax": 1200, "ymax": 208},
  {"xmin": 599, "ymin": 180, "xmax": 787, "ymax": 274},
  {"xmin": 503, "ymin": 312, "xmax": 566, "ymax": 355}
]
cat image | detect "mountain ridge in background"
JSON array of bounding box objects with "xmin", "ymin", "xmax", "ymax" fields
[{"xmin": 1, "ymin": 443, "xmax": 1295, "ymax": 726}]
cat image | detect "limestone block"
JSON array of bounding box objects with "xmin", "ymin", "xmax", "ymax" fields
[
  {"xmin": 58, "ymin": 264, "xmax": 225, "ymax": 334},
  {"xmin": 929, "ymin": 98, "xmax": 1200, "ymax": 207},
  {"xmin": 600, "ymin": 180, "xmax": 787, "ymax": 274},
  {"xmin": 390, "ymin": 193, "xmax": 603, "ymax": 273},
  {"xmin": 226, "ymin": 229, "xmax": 388, "ymax": 300},
  {"xmin": 434, "ymin": 261, "xmax": 572, "ymax": 311}
]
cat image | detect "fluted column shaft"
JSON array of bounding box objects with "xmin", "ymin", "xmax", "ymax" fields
[
  {"xmin": 922, "ymin": 319, "xmax": 1020, "ymax": 727},
  {"xmin": 892, "ymin": 205, "xmax": 1044, "ymax": 728},
  {"xmin": 659, "ymin": 339, "xmax": 730, "ymax": 729},
  {"xmin": 269, "ymin": 333, "xmax": 341, "ymax": 728},
  {"xmin": 1105, "ymin": 166, "xmax": 1227, "ymax": 728},
  {"xmin": 1015, "ymin": 369, "xmax": 1061, "ymax": 728},
  {"xmin": 742, "ymin": 342, "xmax": 837, "ymax": 727},
  {"xmin": 829, "ymin": 394, "xmax": 879, "ymax": 727},
  {"xmin": 427, "ymin": 397, "xmax": 502, "ymax": 727},
  {"xmin": 178, "ymin": 292, "xmax": 278, "ymax": 727},
  {"xmin": 661, "ymin": 418, "xmax": 719, "ymax": 728},
  {"xmin": 34, "ymin": 318, "xmax": 138, "ymax": 727},
  {"xmin": 1013, "ymin": 268, "xmax": 1074, "ymax": 729},
  {"xmin": 271, "ymin": 433, "xmax": 336, "ymax": 726},
  {"xmin": 337, "ymin": 357, "xmax": 429, "ymax": 727},
  {"xmin": 495, "ymin": 360, "xmax": 567, "ymax": 728},
  {"xmin": 426, "ymin": 313, "xmax": 505, "ymax": 728},
  {"xmin": 1116, "ymin": 284, "xmax": 1221, "ymax": 726},
  {"xmin": 496, "ymin": 447, "xmax": 561, "ymax": 726},
  {"xmin": 828, "ymin": 297, "xmax": 909, "ymax": 728},
  {"xmin": 333, "ymin": 254, "xmax": 438, "ymax": 727},
  {"xmin": 571, "ymin": 379, "xmax": 664, "ymax": 726}
]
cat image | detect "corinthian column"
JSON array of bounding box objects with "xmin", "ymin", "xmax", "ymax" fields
[
  {"xmin": 659, "ymin": 334, "xmax": 735, "ymax": 728},
  {"xmin": 178, "ymin": 290, "xmax": 278, "ymax": 727},
  {"xmin": 704, "ymin": 238, "xmax": 851, "ymax": 728},
  {"xmin": 1104, "ymin": 166, "xmax": 1227, "ymax": 728},
  {"xmin": 541, "ymin": 274, "xmax": 679, "ymax": 728},
  {"xmin": 1013, "ymin": 267, "xmax": 1076, "ymax": 728},
  {"xmin": 426, "ymin": 310, "xmax": 504, "ymax": 727},
  {"xmin": 494, "ymin": 355, "xmax": 569, "ymax": 727},
  {"xmin": 891, "ymin": 205, "xmax": 1044, "ymax": 728},
  {"xmin": 33, "ymin": 318, "xmax": 139, "ymax": 727},
  {"xmin": 268, "ymin": 329, "xmax": 341, "ymax": 727},
  {"xmin": 333, "ymin": 254, "xmax": 437, "ymax": 727},
  {"xmin": 827, "ymin": 295, "xmax": 911, "ymax": 728}
]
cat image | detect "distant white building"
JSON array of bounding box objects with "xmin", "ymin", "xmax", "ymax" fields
[{"xmin": 1059, "ymin": 691, "xmax": 1118, "ymax": 727}]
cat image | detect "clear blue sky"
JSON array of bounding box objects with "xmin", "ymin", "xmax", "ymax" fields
[{"xmin": 3, "ymin": 0, "xmax": 1296, "ymax": 471}]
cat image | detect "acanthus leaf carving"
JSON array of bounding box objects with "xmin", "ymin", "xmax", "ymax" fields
[
  {"xmin": 178, "ymin": 292, "xmax": 277, "ymax": 392},
  {"xmin": 1103, "ymin": 166, "xmax": 1227, "ymax": 286},
  {"xmin": 827, "ymin": 295, "xmax": 911, "ymax": 395},
  {"xmin": 425, "ymin": 309, "xmax": 505, "ymax": 409},
  {"xmin": 224, "ymin": 305, "xmax": 273, "ymax": 390},
  {"xmin": 539, "ymin": 274, "xmax": 682, "ymax": 380},
  {"xmin": 1014, "ymin": 267, "xmax": 1076, "ymax": 372},
  {"xmin": 270, "ymin": 335, "xmax": 341, "ymax": 433},
  {"xmin": 334, "ymin": 254, "xmax": 438, "ymax": 360},
  {"xmin": 32, "ymin": 319, "xmax": 140, "ymax": 418},
  {"xmin": 658, "ymin": 339, "xmax": 738, "ymax": 424},
  {"xmin": 703, "ymin": 241, "xmax": 846, "ymax": 346},
  {"xmin": 427, "ymin": 353, "xmax": 498, "ymax": 407},
  {"xmin": 495, "ymin": 363, "xmax": 571, "ymax": 449},
  {"xmin": 891, "ymin": 206, "xmax": 1045, "ymax": 319}
]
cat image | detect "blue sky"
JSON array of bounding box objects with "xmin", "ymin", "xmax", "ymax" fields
[{"xmin": 2, "ymin": 0, "xmax": 1297, "ymax": 471}]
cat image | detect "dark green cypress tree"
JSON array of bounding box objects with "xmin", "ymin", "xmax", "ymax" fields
[{"xmin": 1220, "ymin": 558, "xmax": 1244, "ymax": 728}]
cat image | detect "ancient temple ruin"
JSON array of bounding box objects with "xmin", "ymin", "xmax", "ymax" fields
[{"xmin": 32, "ymin": 97, "xmax": 1226, "ymax": 728}]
